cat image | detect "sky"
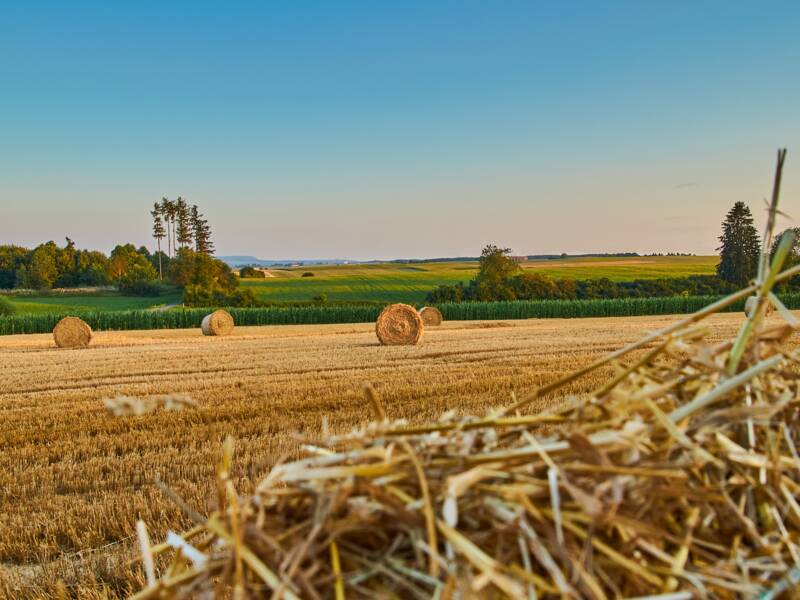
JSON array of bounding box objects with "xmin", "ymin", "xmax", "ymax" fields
[{"xmin": 1, "ymin": 1, "xmax": 799, "ymax": 260}]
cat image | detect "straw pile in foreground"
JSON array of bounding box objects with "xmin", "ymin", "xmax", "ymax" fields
[
  {"xmin": 419, "ymin": 306, "xmax": 444, "ymax": 326},
  {"xmin": 376, "ymin": 303, "xmax": 424, "ymax": 345},
  {"xmin": 201, "ymin": 309, "xmax": 235, "ymax": 337},
  {"xmin": 130, "ymin": 288, "xmax": 800, "ymax": 598},
  {"xmin": 129, "ymin": 151, "xmax": 800, "ymax": 599},
  {"xmin": 52, "ymin": 316, "xmax": 92, "ymax": 348}
]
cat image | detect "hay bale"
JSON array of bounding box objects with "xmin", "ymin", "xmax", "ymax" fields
[
  {"xmin": 52, "ymin": 316, "xmax": 92, "ymax": 348},
  {"xmin": 201, "ymin": 310, "xmax": 235, "ymax": 337},
  {"xmin": 745, "ymin": 295, "xmax": 775, "ymax": 317},
  {"xmin": 375, "ymin": 303, "xmax": 423, "ymax": 345},
  {"xmin": 418, "ymin": 306, "xmax": 443, "ymax": 326}
]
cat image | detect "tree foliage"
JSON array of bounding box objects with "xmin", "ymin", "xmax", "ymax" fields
[
  {"xmin": 239, "ymin": 266, "xmax": 265, "ymax": 278},
  {"xmin": 716, "ymin": 201, "xmax": 760, "ymax": 286},
  {"xmin": 190, "ymin": 204, "xmax": 214, "ymax": 255}
]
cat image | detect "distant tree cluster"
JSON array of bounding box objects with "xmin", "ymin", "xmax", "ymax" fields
[
  {"xmin": 151, "ymin": 198, "xmax": 214, "ymax": 279},
  {"xmin": 239, "ymin": 266, "xmax": 266, "ymax": 278},
  {"xmin": 0, "ymin": 239, "xmax": 111, "ymax": 290},
  {"xmin": 0, "ymin": 198, "xmax": 254, "ymax": 307}
]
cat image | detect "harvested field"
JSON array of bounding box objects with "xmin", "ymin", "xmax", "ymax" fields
[{"xmin": 0, "ymin": 313, "xmax": 791, "ymax": 596}]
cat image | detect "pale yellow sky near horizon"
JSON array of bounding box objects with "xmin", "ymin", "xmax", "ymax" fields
[{"xmin": 4, "ymin": 145, "xmax": 797, "ymax": 260}]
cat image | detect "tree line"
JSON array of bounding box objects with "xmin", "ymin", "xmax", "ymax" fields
[
  {"xmin": 0, "ymin": 199, "xmax": 262, "ymax": 307},
  {"xmin": 427, "ymin": 202, "xmax": 798, "ymax": 303}
]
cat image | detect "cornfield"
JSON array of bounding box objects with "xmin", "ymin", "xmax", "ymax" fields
[
  {"xmin": 0, "ymin": 305, "xmax": 384, "ymax": 335},
  {"xmin": 0, "ymin": 294, "xmax": 800, "ymax": 335},
  {"xmin": 439, "ymin": 293, "xmax": 800, "ymax": 320},
  {"xmin": 3, "ymin": 294, "xmax": 800, "ymax": 335}
]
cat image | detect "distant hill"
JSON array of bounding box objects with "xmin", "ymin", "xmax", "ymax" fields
[
  {"xmin": 220, "ymin": 252, "xmax": 655, "ymax": 268},
  {"xmin": 219, "ymin": 256, "xmax": 354, "ymax": 267}
]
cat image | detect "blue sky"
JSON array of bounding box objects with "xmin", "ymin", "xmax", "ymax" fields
[{"xmin": 1, "ymin": 1, "xmax": 799, "ymax": 259}]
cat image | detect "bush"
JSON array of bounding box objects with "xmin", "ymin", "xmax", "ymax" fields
[
  {"xmin": 239, "ymin": 266, "xmax": 266, "ymax": 278},
  {"xmin": 184, "ymin": 285, "xmax": 261, "ymax": 308},
  {"xmin": 312, "ymin": 293, "xmax": 328, "ymax": 304},
  {"xmin": 509, "ymin": 273, "xmax": 562, "ymax": 300},
  {"xmin": 302, "ymin": 272, "xmax": 315, "ymax": 278},
  {"xmin": 0, "ymin": 296, "xmax": 15, "ymax": 316},
  {"xmin": 119, "ymin": 279, "xmax": 174, "ymax": 297},
  {"xmin": 428, "ymin": 283, "xmax": 465, "ymax": 303}
]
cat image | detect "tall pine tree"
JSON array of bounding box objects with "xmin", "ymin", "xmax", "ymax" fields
[
  {"xmin": 716, "ymin": 201, "xmax": 760, "ymax": 286},
  {"xmin": 160, "ymin": 197, "xmax": 175, "ymax": 257},
  {"xmin": 175, "ymin": 197, "xmax": 193, "ymax": 250},
  {"xmin": 190, "ymin": 204, "xmax": 215, "ymax": 255},
  {"xmin": 151, "ymin": 202, "xmax": 166, "ymax": 279}
]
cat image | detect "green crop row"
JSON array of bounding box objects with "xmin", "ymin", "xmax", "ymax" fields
[
  {"xmin": 437, "ymin": 295, "xmax": 774, "ymax": 320},
  {"xmin": 1, "ymin": 294, "xmax": 797, "ymax": 336},
  {"xmin": 0, "ymin": 305, "xmax": 385, "ymax": 335}
]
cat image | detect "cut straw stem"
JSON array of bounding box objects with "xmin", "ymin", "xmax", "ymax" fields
[
  {"xmin": 669, "ymin": 354, "xmax": 782, "ymax": 423},
  {"xmin": 727, "ymin": 229, "xmax": 794, "ymax": 375}
]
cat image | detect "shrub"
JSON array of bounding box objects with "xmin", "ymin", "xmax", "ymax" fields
[
  {"xmin": 509, "ymin": 273, "xmax": 562, "ymax": 300},
  {"xmin": 239, "ymin": 266, "xmax": 266, "ymax": 278},
  {"xmin": 428, "ymin": 283, "xmax": 465, "ymax": 303},
  {"xmin": 312, "ymin": 293, "xmax": 328, "ymax": 304},
  {"xmin": 119, "ymin": 278, "xmax": 173, "ymax": 297},
  {"xmin": 184, "ymin": 285, "xmax": 260, "ymax": 308},
  {"xmin": 302, "ymin": 272, "xmax": 315, "ymax": 278}
]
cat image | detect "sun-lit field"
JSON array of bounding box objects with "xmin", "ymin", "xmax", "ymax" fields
[
  {"xmin": 4, "ymin": 293, "xmax": 181, "ymax": 315},
  {"xmin": 0, "ymin": 310, "xmax": 765, "ymax": 597},
  {"xmin": 241, "ymin": 255, "xmax": 718, "ymax": 303}
]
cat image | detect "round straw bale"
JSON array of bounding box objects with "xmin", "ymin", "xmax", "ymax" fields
[
  {"xmin": 201, "ymin": 309, "xmax": 235, "ymax": 336},
  {"xmin": 418, "ymin": 306, "xmax": 443, "ymax": 326},
  {"xmin": 376, "ymin": 303, "xmax": 424, "ymax": 346},
  {"xmin": 53, "ymin": 316, "xmax": 92, "ymax": 348},
  {"xmin": 744, "ymin": 295, "xmax": 775, "ymax": 318}
]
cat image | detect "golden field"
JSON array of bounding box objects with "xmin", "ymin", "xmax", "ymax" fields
[{"xmin": 0, "ymin": 313, "xmax": 780, "ymax": 597}]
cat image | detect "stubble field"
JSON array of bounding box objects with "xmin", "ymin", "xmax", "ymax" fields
[{"xmin": 0, "ymin": 311, "xmax": 774, "ymax": 597}]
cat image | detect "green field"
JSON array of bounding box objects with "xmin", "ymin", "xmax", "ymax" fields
[
  {"xmin": 1, "ymin": 256, "xmax": 718, "ymax": 314},
  {"xmin": 4, "ymin": 293, "xmax": 182, "ymax": 315},
  {"xmin": 241, "ymin": 256, "xmax": 718, "ymax": 304}
]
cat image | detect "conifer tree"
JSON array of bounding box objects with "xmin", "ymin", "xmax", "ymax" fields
[
  {"xmin": 151, "ymin": 202, "xmax": 166, "ymax": 279},
  {"xmin": 160, "ymin": 197, "xmax": 175, "ymax": 257},
  {"xmin": 190, "ymin": 204, "xmax": 215, "ymax": 255},
  {"xmin": 175, "ymin": 197, "xmax": 193, "ymax": 250},
  {"xmin": 716, "ymin": 201, "xmax": 761, "ymax": 286}
]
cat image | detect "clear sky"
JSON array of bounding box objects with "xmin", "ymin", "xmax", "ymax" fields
[{"xmin": 1, "ymin": 1, "xmax": 799, "ymax": 260}]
